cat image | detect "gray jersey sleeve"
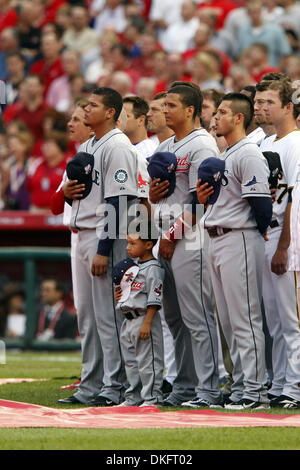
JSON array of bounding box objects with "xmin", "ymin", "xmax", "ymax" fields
[
  {"xmin": 103, "ymin": 143, "xmax": 138, "ymax": 199},
  {"xmin": 145, "ymin": 265, "xmax": 164, "ymax": 308},
  {"xmin": 239, "ymin": 153, "xmax": 271, "ymax": 199}
]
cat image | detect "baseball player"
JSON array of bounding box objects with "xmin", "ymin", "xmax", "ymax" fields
[
  {"xmin": 149, "ymin": 84, "xmax": 222, "ymax": 407},
  {"xmin": 123, "ymin": 96, "xmax": 157, "ymax": 158},
  {"xmin": 258, "ymin": 78, "xmax": 300, "ymax": 409},
  {"xmin": 58, "ymin": 87, "xmax": 141, "ymax": 406},
  {"xmin": 146, "ymin": 92, "xmax": 177, "ymax": 392},
  {"xmin": 197, "ymin": 92, "xmax": 272, "ymax": 410},
  {"xmin": 113, "ymin": 228, "xmax": 165, "ymax": 407}
]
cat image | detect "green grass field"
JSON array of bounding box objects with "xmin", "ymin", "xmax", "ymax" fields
[{"xmin": 0, "ymin": 351, "xmax": 300, "ymax": 451}]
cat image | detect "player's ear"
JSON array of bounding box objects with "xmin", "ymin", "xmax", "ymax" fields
[{"xmin": 106, "ymin": 107, "xmax": 116, "ymax": 121}]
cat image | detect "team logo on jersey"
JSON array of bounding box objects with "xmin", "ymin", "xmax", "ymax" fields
[
  {"xmin": 131, "ymin": 281, "xmax": 144, "ymax": 291},
  {"xmin": 245, "ymin": 176, "xmax": 257, "ymax": 186},
  {"xmin": 176, "ymin": 153, "xmax": 191, "ymax": 172},
  {"xmin": 138, "ymin": 173, "xmax": 148, "ymax": 188},
  {"xmin": 154, "ymin": 283, "xmax": 162, "ymax": 297},
  {"xmin": 114, "ymin": 169, "xmax": 128, "ymax": 184},
  {"xmin": 84, "ymin": 164, "xmax": 92, "ymax": 175}
]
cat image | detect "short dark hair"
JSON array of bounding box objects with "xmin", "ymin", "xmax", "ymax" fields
[
  {"xmin": 153, "ymin": 91, "xmax": 167, "ymax": 100},
  {"xmin": 221, "ymin": 92, "xmax": 254, "ymax": 130},
  {"xmin": 93, "ymin": 87, "xmax": 123, "ymax": 122},
  {"xmin": 42, "ymin": 278, "xmax": 65, "ymax": 294},
  {"xmin": 241, "ymin": 85, "xmax": 256, "ymax": 104},
  {"xmin": 130, "ymin": 220, "xmax": 159, "ymax": 248},
  {"xmin": 261, "ymin": 71, "xmax": 291, "ymax": 82},
  {"xmin": 123, "ymin": 96, "xmax": 149, "ymax": 127},
  {"xmin": 255, "ymin": 79, "xmax": 298, "ymax": 118},
  {"xmin": 111, "ymin": 43, "xmax": 131, "ymax": 59},
  {"xmin": 202, "ymin": 88, "xmax": 224, "ymax": 110},
  {"xmin": 168, "ymin": 83, "xmax": 203, "ymax": 119}
]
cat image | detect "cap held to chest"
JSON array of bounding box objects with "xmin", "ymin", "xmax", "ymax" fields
[
  {"xmin": 112, "ymin": 257, "xmax": 140, "ymax": 303},
  {"xmin": 198, "ymin": 157, "xmax": 228, "ymax": 205},
  {"xmin": 66, "ymin": 152, "xmax": 95, "ymax": 199},
  {"xmin": 147, "ymin": 152, "xmax": 178, "ymax": 197}
]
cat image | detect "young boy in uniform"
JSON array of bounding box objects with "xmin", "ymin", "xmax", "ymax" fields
[{"xmin": 113, "ymin": 225, "xmax": 165, "ymax": 407}]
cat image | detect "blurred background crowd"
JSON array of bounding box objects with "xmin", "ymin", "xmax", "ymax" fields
[
  {"xmin": 1, "ymin": 0, "xmax": 300, "ymax": 212},
  {"xmin": 1, "ymin": 0, "xmax": 300, "ymax": 341}
]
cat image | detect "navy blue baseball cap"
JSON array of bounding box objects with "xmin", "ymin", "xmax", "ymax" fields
[
  {"xmin": 147, "ymin": 152, "xmax": 178, "ymax": 197},
  {"xmin": 112, "ymin": 257, "xmax": 139, "ymax": 302},
  {"xmin": 198, "ymin": 157, "xmax": 227, "ymax": 205},
  {"xmin": 66, "ymin": 152, "xmax": 94, "ymax": 199}
]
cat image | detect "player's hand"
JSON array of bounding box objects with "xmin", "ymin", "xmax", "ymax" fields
[
  {"xmin": 196, "ymin": 179, "xmax": 214, "ymax": 204},
  {"xmin": 114, "ymin": 285, "xmax": 122, "ymax": 301},
  {"xmin": 139, "ymin": 322, "xmax": 151, "ymax": 340},
  {"xmin": 270, "ymin": 186, "xmax": 277, "ymax": 204},
  {"xmin": 159, "ymin": 238, "xmax": 175, "ymax": 260},
  {"xmin": 271, "ymin": 247, "xmax": 288, "ymax": 275},
  {"xmin": 149, "ymin": 178, "xmax": 170, "ymax": 203},
  {"xmin": 91, "ymin": 254, "xmax": 109, "ymax": 276},
  {"xmin": 262, "ymin": 232, "xmax": 269, "ymax": 241},
  {"xmin": 63, "ymin": 180, "xmax": 85, "ymax": 199}
]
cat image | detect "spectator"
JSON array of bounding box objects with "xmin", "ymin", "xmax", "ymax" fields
[
  {"xmin": 27, "ymin": 129, "xmax": 69, "ymax": 212},
  {"xmin": 0, "ymin": 27, "xmax": 20, "ymax": 81},
  {"xmin": 160, "ymin": 0, "xmax": 200, "ymax": 54},
  {"xmin": 122, "ymin": 14, "xmax": 146, "ymax": 58},
  {"xmin": 0, "ymin": 0, "xmax": 18, "ymax": 34},
  {"xmin": 62, "ymin": 5, "xmax": 98, "ymax": 62},
  {"xmin": 46, "ymin": 49, "xmax": 81, "ymax": 112},
  {"xmin": 92, "ymin": 0, "xmax": 127, "ymax": 37},
  {"xmin": 201, "ymin": 88, "xmax": 224, "ymax": 130},
  {"xmin": 224, "ymin": 63, "xmax": 255, "ymax": 93},
  {"xmin": 30, "ymin": 31, "xmax": 64, "ymax": 96},
  {"xmin": 190, "ymin": 51, "xmax": 224, "ymax": 91},
  {"xmin": 183, "ymin": 23, "xmax": 232, "ymax": 79},
  {"xmin": 36, "ymin": 278, "xmax": 77, "ymax": 341},
  {"xmin": 108, "ymin": 71, "xmax": 133, "ymax": 98},
  {"xmin": 152, "ymin": 49, "xmax": 168, "ymax": 84},
  {"xmin": 131, "ymin": 30, "xmax": 159, "ymax": 78},
  {"xmin": 55, "ymin": 4, "xmax": 73, "ymax": 33},
  {"xmin": 149, "ymin": 0, "xmax": 184, "ymax": 44},
  {"xmin": 4, "ymin": 52, "xmax": 27, "ymax": 105},
  {"xmin": 1, "ymin": 283, "xmax": 26, "ymax": 339},
  {"xmin": 135, "ymin": 77, "xmax": 156, "ymax": 102},
  {"xmin": 196, "ymin": 10, "xmax": 235, "ymax": 59},
  {"xmin": 273, "ymin": 0, "xmax": 300, "ymax": 37},
  {"xmin": 16, "ymin": 0, "xmax": 42, "ymax": 59},
  {"xmin": 281, "ymin": 55, "xmax": 300, "ymax": 82},
  {"xmin": 247, "ymin": 43, "xmax": 281, "ymax": 83},
  {"xmin": 123, "ymin": 95, "xmax": 157, "ymax": 158},
  {"xmin": 2, "ymin": 130, "xmax": 34, "ymax": 210},
  {"xmin": 196, "ymin": 0, "xmax": 236, "ymax": 30},
  {"xmin": 83, "ymin": 30, "xmax": 120, "ymax": 83},
  {"xmin": 154, "ymin": 52, "xmax": 191, "ymax": 95},
  {"xmin": 3, "ymin": 75, "xmax": 50, "ymax": 141},
  {"xmin": 236, "ymin": 0, "xmax": 292, "ymax": 67},
  {"xmin": 108, "ymin": 43, "xmax": 141, "ymax": 91}
]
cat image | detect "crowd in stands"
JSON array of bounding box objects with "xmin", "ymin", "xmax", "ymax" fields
[{"xmin": 1, "ymin": 0, "xmax": 300, "ymax": 212}]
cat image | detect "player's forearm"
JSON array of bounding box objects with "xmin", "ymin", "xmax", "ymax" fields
[
  {"xmin": 277, "ymin": 202, "xmax": 291, "ymax": 250},
  {"xmin": 144, "ymin": 305, "xmax": 159, "ymax": 326}
]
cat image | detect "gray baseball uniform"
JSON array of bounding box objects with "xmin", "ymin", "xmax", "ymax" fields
[
  {"xmin": 203, "ymin": 137, "xmax": 271, "ymax": 403},
  {"xmin": 117, "ymin": 259, "xmax": 165, "ymax": 405},
  {"xmin": 71, "ymin": 128, "xmax": 141, "ymax": 404},
  {"xmin": 153, "ymin": 128, "xmax": 221, "ymax": 405},
  {"xmin": 260, "ymin": 131, "xmax": 300, "ymax": 401}
]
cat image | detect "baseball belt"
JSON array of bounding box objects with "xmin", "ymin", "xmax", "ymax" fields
[
  {"xmin": 207, "ymin": 227, "xmax": 232, "ymax": 238},
  {"xmin": 124, "ymin": 310, "xmax": 141, "ymax": 320}
]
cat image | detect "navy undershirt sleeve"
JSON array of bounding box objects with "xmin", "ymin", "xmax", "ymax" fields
[
  {"xmin": 97, "ymin": 196, "xmax": 120, "ymax": 256},
  {"xmin": 247, "ymin": 196, "xmax": 273, "ymax": 235}
]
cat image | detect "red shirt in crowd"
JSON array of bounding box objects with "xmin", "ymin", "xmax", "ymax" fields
[
  {"xmin": 3, "ymin": 102, "xmax": 50, "ymax": 141},
  {"xmin": 0, "ymin": 7, "xmax": 18, "ymax": 34},
  {"xmin": 197, "ymin": 0, "xmax": 236, "ymax": 29},
  {"xmin": 30, "ymin": 58, "xmax": 64, "ymax": 95},
  {"xmin": 27, "ymin": 156, "xmax": 69, "ymax": 210}
]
